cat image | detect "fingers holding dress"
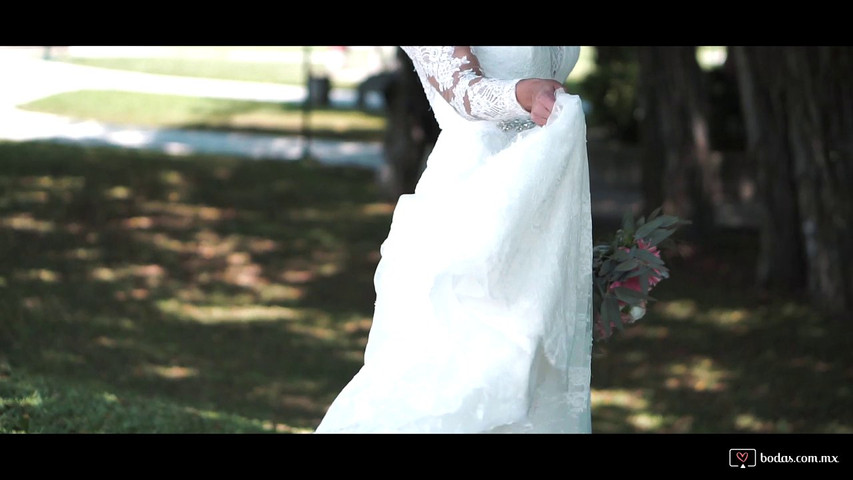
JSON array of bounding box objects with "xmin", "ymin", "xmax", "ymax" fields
[{"xmin": 516, "ymin": 78, "xmax": 564, "ymax": 126}]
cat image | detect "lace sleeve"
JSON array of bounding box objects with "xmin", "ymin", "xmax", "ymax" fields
[{"xmin": 401, "ymin": 46, "xmax": 530, "ymax": 121}]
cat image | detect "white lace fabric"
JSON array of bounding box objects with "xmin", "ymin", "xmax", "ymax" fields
[{"xmin": 401, "ymin": 46, "xmax": 530, "ymax": 121}]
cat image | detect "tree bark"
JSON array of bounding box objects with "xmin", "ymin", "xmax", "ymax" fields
[
  {"xmin": 732, "ymin": 46, "xmax": 853, "ymax": 314},
  {"xmin": 636, "ymin": 47, "xmax": 721, "ymax": 234}
]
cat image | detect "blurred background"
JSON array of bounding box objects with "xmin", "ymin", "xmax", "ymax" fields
[{"xmin": 0, "ymin": 46, "xmax": 850, "ymax": 433}]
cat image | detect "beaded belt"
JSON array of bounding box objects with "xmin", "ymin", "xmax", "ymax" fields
[{"xmin": 497, "ymin": 118, "xmax": 537, "ymax": 132}]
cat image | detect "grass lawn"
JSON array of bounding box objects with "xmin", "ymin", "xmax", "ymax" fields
[
  {"xmin": 0, "ymin": 141, "xmax": 391, "ymax": 433},
  {"xmin": 56, "ymin": 46, "xmax": 383, "ymax": 88},
  {"xmin": 63, "ymin": 56, "xmax": 310, "ymax": 86},
  {"xmin": 19, "ymin": 90, "xmax": 387, "ymax": 142},
  {"xmin": 0, "ymin": 140, "xmax": 850, "ymax": 433}
]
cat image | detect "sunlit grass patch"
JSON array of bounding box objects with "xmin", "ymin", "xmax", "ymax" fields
[
  {"xmin": 19, "ymin": 90, "xmax": 387, "ymax": 141},
  {"xmin": 61, "ymin": 55, "xmax": 314, "ymax": 86},
  {"xmin": 591, "ymin": 388, "xmax": 688, "ymax": 432},
  {"xmin": 135, "ymin": 363, "xmax": 200, "ymax": 380},
  {"xmin": 156, "ymin": 299, "xmax": 304, "ymax": 324},
  {"xmin": 664, "ymin": 355, "xmax": 730, "ymax": 392},
  {"xmin": 1, "ymin": 213, "xmax": 56, "ymax": 233},
  {"xmin": 592, "ymin": 388, "xmax": 649, "ymax": 411}
]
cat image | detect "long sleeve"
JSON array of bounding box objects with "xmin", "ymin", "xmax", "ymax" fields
[{"xmin": 401, "ymin": 46, "xmax": 530, "ymax": 122}]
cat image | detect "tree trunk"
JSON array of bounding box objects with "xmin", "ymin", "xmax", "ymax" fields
[
  {"xmin": 379, "ymin": 48, "xmax": 439, "ymax": 199},
  {"xmin": 636, "ymin": 47, "xmax": 721, "ymax": 234},
  {"xmin": 732, "ymin": 46, "xmax": 853, "ymax": 314}
]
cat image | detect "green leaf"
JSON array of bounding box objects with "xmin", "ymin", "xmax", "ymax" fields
[
  {"xmin": 638, "ymin": 272, "xmax": 649, "ymax": 296},
  {"xmin": 636, "ymin": 215, "xmax": 680, "ymax": 242},
  {"xmin": 612, "ymin": 249, "xmax": 631, "ymax": 262},
  {"xmin": 647, "ymin": 206, "xmax": 662, "ymax": 222},
  {"xmin": 597, "ymin": 306, "xmax": 611, "ymax": 338},
  {"xmin": 646, "ymin": 227, "xmax": 677, "ymax": 246},
  {"xmin": 623, "ymin": 266, "xmax": 649, "ymax": 279},
  {"xmin": 657, "ymin": 215, "xmax": 681, "ymax": 226},
  {"xmin": 621, "ymin": 210, "xmax": 635, "ymax": 234},
  {"xmin": 598, "ymin": 259, "xmax": 615, "ymax": 277},
  {"xmin": 615, "ymin": 258, "xmax": 640, "ymax": 272},
  {"xmin": 634, "ymin": 215, "xmax": 668, "ymax": 239},
  {"xmin": 635, "ymin": 248, "xmax": 665, "ymax": 266},
  {"xmin": 603, "ymin": 296, "xmax": 622, "ymax": 331},
  {"xmin": 612, "ymin": 286, "xmax": 647, "ymax": 304}
]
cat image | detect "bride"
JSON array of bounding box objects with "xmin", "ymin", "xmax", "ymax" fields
[{"xmin": 315, "ymin": 46, "xmax": 592, "ymax": 433}]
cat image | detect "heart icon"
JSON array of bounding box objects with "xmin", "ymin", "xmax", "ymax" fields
[{"xmin": 736, "ymin": 452, "xmax": 748, "ymax": 463}]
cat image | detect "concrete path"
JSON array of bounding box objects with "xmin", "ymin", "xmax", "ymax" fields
[{"xmin": 0, "ymin": 47, "xmax": 384, "ymax": 168}]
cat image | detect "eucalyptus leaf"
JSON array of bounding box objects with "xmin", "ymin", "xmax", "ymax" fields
[
  {"xmin": 647, "ymin": 207, "xmax": 662, "ymax": 222},
  {"xmin": 622, "ymin": 210, "xmax": 635, "ymax": 234},
  {"xmin": 635, "ymin": 248, "xmax": 665, "ymax": 266},
  {"xmin": 612, "ymin": 249, "xmax": 631, "ymax": 262},
  {"xmin": 612, "ymin": 286, "xmax": 647, "ymax": 303},
  {"xmin": 604, "ymin": 296, "xmax": 622, "ymax": 331},
  {"xmin": 615, "ymin": 258, "xmax": 640, "ymax": 272},
  {"xmin": 659, "ymin": 215, "xmax": 680, "ymax": 226},
  {"xmin": 599, "ymin": 259, "xmax": 615, "ymax": 277},
  {"xmin": 619, "ymin": 265, "xmax": 648, "ymax": 281},
  {"xmin": 623, "ymin": 266, "xmax": 649, "ymax": 279},
  {"xmin": 639, "ymin": 273, "xmax": 649, "ymax": 296},
  {"xmin": 599, "ymin": 310, "xmax": 612, "ymax": 338},
  {"xmin": 634, "ymin": 215, "xmax": 668, "ymax": 239},
  {"xmin": 646, "ymin": 227, "xmax": 676, "ymax": 246}
]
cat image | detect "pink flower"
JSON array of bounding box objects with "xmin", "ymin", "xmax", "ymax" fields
[
  {"xmin": 636, "ymin": 239, "xmax": 660, "ymax": 256},
  {"xmin": 610, "ymin": 275, "xmax": 641, "ymax": 293},
  {"xmin": 607, "ymin": 240, "xmax": 661, "ymax": 320},
  {"xmin": 636, "ymin": 239, "xmax": 663, "ymax": 287},
  {"xmin": 608, "ymin": 276, "xmax": 648, "ymax": 314}
]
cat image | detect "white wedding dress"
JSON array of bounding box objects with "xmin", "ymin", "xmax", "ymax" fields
[{"xmin": 316, "ymin": 46, "xmax": 592, "ymax": 433}]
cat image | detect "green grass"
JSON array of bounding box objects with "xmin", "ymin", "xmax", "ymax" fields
[
  {"xmin": 0, "ymin": 373, "xmax": 274, "ymax": 433},
  {"xmin": 19, "ymin": 90, "xmax": 387, "ymax": 141},
  {"xmin": 0, "ymin": 140, "xmax": 850, "ymax": 433},
  {"xmin": 0, "ymin": 141, "xmax": 392, "ymax": 433},
  {"xmin": 591, "ymin": 229, "xmax": 853, "ymax": 433},
  {"xmin": 61, "ymin": 56, "xmax": 318, "ymax": 87}
]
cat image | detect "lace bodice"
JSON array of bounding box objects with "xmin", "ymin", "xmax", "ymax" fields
[{"xmin": 401, "ymin": 46, "xmax": 579, "ymax": 124}]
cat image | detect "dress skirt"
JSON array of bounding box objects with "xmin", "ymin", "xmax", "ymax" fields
[{"xmin": 316, "ymin": 92, "xmax": 593, "ymax": 433}]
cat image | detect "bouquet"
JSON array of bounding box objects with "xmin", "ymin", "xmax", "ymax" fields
[{"xmin": 592, "ymin": 207, "xmax": 688, "ymax": 341}]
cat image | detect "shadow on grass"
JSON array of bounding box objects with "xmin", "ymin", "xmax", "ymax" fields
[
  {"xmin": 0, "ymin": 141, "xmax": 388, "ymax": 432},
  {"xmin": 1, "ymin": 140, "xmax": 850, "ymax": 433},
  {"xmin": 591, "ymin": 229, "xmax": 853, "ymax": 433},
  {"xmin": 180, "ymin": 101, "xmax": 387, "ymax": 142}
]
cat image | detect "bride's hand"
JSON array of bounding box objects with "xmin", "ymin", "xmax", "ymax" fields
[{"xmin": 515, "ymin": 78, "xmax": 565, "ymax": 126}]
